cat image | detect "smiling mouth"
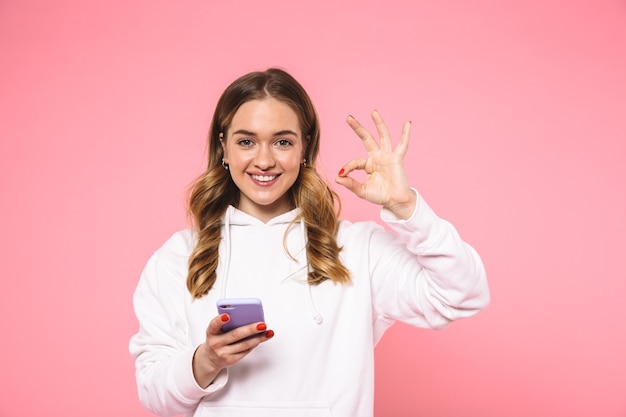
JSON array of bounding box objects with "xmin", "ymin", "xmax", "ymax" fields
[{"xmin": 251, "ymin": 174, "xmax": 278, "ymax": 182}]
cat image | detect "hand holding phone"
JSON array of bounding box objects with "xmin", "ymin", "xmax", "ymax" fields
[
  {"xmin": 193, "ymin": 298, "xmax": 272, "ymax": 388},
  {"xmin": 217, "ymin": 298, "xmax": 265, "ymax": 333}
]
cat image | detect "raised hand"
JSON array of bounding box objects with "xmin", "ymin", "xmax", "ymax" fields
[{"xmin": 335, "ymin": 110, "xmax": 417, "ymax": 219}]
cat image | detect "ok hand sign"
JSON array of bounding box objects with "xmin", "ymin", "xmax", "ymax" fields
[{"xmin": 335, "ymin": 110, "xmax": 417, "ymax": 220}]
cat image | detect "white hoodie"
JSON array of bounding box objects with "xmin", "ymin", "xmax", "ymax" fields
[{"xmin": 129, "ymin": 192, "xmax": 489, "ymax": 417}]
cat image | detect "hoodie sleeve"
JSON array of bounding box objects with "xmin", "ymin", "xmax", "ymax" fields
[
  {"xmin": 128, "ymin": 235, "xmax": 228, "ymax": 417},
  {"xmin": 370, "ymin": 190, "xmax": 490, "ymax": 332}
]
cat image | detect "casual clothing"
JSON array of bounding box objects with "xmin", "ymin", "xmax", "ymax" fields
[{"xmin": 129, "ymin": 192, "xmax": 489, "ymax": 417}]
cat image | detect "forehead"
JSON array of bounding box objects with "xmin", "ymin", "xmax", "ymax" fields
[{"xmin": 229, "ymin": 98, "xmax": 300, "ymax": 134}]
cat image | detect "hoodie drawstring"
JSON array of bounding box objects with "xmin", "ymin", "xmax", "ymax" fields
[
  {"xmin": 220, "ymin": 208, "xmax": 232, "ymax": 299},
  {"xmin": 301, "ymin": 219, "xmax": 324, "ymax": 325}
]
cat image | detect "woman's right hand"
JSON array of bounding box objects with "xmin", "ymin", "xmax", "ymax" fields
[{"xmin": 192, "ymin": 313, "xmax": 275, "ymax": 388}]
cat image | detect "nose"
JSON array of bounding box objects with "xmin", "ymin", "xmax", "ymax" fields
[{"xmin": 253, "ymin": 144, "xmax": 275, "ymax": 170}]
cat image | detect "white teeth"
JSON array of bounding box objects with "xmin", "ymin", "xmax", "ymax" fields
[{"xmin": 252, "ymin": 174, "xmax": 276, "ymax": 182}]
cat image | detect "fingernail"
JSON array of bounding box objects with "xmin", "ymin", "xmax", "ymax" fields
[
  {"xmin": 256, "ymin": 323, "xmax": 267, "ymax": 331},
  {"xmin": 338, "ymin": 168, "xmax": 345, "ymax": 176},
  {"xmin": 220, "ymin": 313, "xmax": 229, "ymax": 322},
  {"xmin": 265, "ymin": 330, "xmax": 275, "ymax": 339}
]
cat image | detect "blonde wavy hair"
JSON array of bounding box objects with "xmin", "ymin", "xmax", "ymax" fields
[{"xmin": 186, "ymin": 68, "xmax": 351, "ymax": 298}]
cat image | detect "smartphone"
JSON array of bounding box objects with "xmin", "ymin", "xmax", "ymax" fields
[{"xmin": 217, "ymin": 298, "xmax": 265, "ymax": 332}]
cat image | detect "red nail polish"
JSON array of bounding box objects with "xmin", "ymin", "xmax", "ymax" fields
[
  {"xmin": 256, "ymin": 323, "xmax": 267, "ymax": 331},
  {"xmin": 265, "ymin": 330, "xmax": 275, "ymax": 339},
  {"xmin": 338, "ymin": 168, "xmax": 345, "ymax": 176},
  {"xmin": 220, "ymin": 313, "xmax": 229, "ymax": 322}
]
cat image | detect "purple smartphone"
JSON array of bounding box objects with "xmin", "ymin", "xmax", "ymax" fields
[{"xmin": 217, "ymin": 298, "xmax": 265, "ymax": 332}]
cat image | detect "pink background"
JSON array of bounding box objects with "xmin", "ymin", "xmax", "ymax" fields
[{"xmin": 1, "ymin": 1, "xmax": 625, "ymax": 416}]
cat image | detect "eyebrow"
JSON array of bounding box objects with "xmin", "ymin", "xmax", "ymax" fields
[{"xmin": 231, "ymin": 129, "xmax": 299, "ymax": 137}]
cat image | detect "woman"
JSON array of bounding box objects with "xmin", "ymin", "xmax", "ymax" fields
[{"xmin": 130, "ymin": 68, "xmax": 490, "ymax": 417}]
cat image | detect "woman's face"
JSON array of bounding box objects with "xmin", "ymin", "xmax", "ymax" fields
[{"xmin": 222, "ymin": 98, "xmax": 305, "ymax": 222}]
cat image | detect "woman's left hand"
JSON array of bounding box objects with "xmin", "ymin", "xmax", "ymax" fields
[{"xmin": 335, "ymin": 110, "xmax": 417, "ymax": 219}]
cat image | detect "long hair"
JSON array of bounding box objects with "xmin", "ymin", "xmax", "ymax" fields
[{"xmin": 187, "ymin": 68, "xmax": 351, "ymax": 298}]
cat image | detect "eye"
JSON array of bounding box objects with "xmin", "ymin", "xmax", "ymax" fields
[
  {"xmin": 275, "ymin": 138, "xmax": 293, "ymax": 148},
  {"xmin": 237, "ymin": 138, "xmax": 254, "ymax": 147}
]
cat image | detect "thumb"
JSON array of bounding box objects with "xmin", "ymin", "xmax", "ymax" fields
[{"xmin": 207, "ymin": 313, "xmax": 229, "ymax": 336}]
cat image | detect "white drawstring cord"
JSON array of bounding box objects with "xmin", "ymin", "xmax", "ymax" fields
[
  {"xmin": 220, "ymin": 208, "xmax": 232, "ymax": 299},
  {"xmin": 301, "ymin": 219, "xmax": 324, "ymax": 325}
]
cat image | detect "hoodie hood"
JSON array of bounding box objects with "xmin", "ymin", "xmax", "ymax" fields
[{"xmin": 223, "ymin": 205, "xmax": 302, "ymax": 226}]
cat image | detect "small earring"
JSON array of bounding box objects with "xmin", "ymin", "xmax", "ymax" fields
[
  {"xmin": 302, "ymin": 159, "xmax": 307, "ymax": 168},
  {"xmin": 222, "ymin": 158, "xmax": 229, "ymax": 170}
]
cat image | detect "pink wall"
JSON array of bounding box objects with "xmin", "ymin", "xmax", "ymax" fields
[{"xmin": 1, "ymin": 1, "xmax": 625, "ymax": 416}]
